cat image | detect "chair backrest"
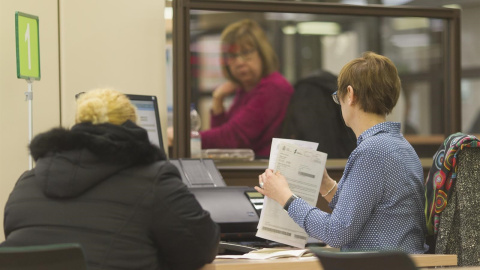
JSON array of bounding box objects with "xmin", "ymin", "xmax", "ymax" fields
[
  {"xmin": 309, "ymin": 247, "xmax": 417, "ymax": 270},
  {"xmin": 0, "ymin": 243, "xmax": 88, "ymax": 270},
  {"xmin": 280, "ymin": 70, "xmax": 356, "ymax": 159}
]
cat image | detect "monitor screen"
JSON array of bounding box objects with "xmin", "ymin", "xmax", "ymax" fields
[{"xmin": 126, "ymin": 94, "xmax": 164, "ymax": 152}]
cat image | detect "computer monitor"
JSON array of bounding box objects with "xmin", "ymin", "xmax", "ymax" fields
[{"xmin": 126, "ymin": 94, "xmax": 164, "ymax": 151}]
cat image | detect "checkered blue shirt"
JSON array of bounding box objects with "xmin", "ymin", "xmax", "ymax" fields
[{"xmin": 288, "ymin": 122, "xmax": 428, "ymax": 253}]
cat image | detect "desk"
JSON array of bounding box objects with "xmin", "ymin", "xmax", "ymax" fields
[
  {"xmin": 420, "ymin": 267, "xmax": 480, "ymax": 270},
  {"xmin": 420, "ymin": 266, "xmax": 480, "ymax": 270},
  {"xmin": 200, "ymin": 254, "xmax": 457, "ymax": 270}
]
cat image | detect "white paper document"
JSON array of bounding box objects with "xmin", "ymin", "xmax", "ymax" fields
[
  {"xmin": 216, "ymin": 248, "xmax": 313, "ymax": 259},
  {"xmin": 256, "ymin": 139, "xmax": 327, "ymax": 248}
]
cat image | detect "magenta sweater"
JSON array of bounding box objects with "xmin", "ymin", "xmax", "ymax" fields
[{"xmin": 200, "ymin": 72, "xmax": 294, "ymax": 158}]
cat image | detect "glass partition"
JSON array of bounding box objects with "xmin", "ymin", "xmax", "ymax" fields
[
  {"xmin": 172, "ymin": 0, "xmax": 460, "ymax": 159},
  {"xmin": 462, "ymin": 78, "xmax": 480, "ymax": 134}
]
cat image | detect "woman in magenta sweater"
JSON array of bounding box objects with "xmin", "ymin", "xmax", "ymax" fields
[{"xmin": 200, "ymin": 19, "xmax": 294, "ymax": 158}]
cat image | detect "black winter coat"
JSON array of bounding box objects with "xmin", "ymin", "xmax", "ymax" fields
[
  {"xmin": 281, "ymin": 71, "xmax": 357, "ymax": 159},
  {"xmin": 2, "ymin": 121, "xmax": 220, "ymax": 270}
]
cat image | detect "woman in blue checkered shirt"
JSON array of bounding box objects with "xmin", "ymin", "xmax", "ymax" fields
[{"xmin": 256, "ymin": 52, "xmax": 428, "ymax": 254}]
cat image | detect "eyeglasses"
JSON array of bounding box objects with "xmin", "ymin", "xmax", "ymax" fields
[
  {"xmin": 225, "ymin": 49, "xmax": 256, "ymax": 62},
  {"xmin": 75, "ymin": 92, "xmax": 85, "ymax": 100},
  {"xmin": 332, "ymin": 91, "xmax": 339, "ymax": 105}
]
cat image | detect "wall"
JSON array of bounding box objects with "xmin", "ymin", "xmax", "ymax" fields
[
  {"xmin": 59, "ymin": 0, "xmax": 166, "ymax": 128},
  {"xmin": 0, "ymin": 0, "xmax": 165, "ymax": 241},
  {"xmin": 0, "ymin": 0, "xmax": 60, "ymax": 241}
]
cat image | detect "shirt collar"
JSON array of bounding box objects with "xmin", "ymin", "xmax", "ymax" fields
[{"xmin": 357, "ymin": 122, "xmax": 401, "ymax": 145}]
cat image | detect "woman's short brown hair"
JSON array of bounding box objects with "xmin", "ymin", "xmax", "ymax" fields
[
  {"xmin": 337, "ymin": 51, "xmax": 401, "ymax": 115},
  {"xmin": 220, "ymin": 19, "xmax": 279, "ymax": 83},
  {"xmin": 75, "ymin": 88, "xmax": 137, "ymax": 125}
]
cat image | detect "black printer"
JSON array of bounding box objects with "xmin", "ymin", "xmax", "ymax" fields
[
  {"xmin": 169, "ymin": 159, "xmax": 264, "ymax": 240},
  {"xmin": 170, "ymin": 159, "xmax": 325, "ymax": 252},
  {"xmin": 189, "ymin": 186, "xmax": 263, "ymax": 241}
]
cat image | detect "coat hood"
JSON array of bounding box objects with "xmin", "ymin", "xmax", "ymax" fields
[
  {"xmin": 29, "ymin": 121, "xmax": 166, "ymax": 199},
  {"xmin": 294, "ymin": 71, "xmax": 338, "ymax": 94}
]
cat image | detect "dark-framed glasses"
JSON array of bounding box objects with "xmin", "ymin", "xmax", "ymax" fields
[
  {"xmin": 332, "ymin": 91, "xmax": 339, "ymax": 105},
  {"xmin": 75, "ymin": 92, "xmax": 85, "ymax": 100},
  {"xmin": 224, "ymin": 49, "xmax": 256, "ymax": 62}
]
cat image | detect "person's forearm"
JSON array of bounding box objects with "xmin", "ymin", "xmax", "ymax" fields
[
  {"xmin": 320, "ymin": 173, "xmax": 337, "ymax": 203},
  {"xmin": 320, "ymin": 178, "xmax": 337, "ymax": 203},
  {"xmin": 211, "ymin": 81, "xmax": 236, "ymax": 115},
  {"xmin": 211, "ymin": 95, "xmax": 225, "ymax": 115},
  {"xmin": 320, "ymin": 169, "xmax": 337, "ymax": 203}
]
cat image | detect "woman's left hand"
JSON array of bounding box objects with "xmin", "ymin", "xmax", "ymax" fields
[
  {"xmin": 167, "ymin": 127, "xmax": 174, "ymax": 146},
  {"xmin": 255, "ymin": 169, "xmax": 293, "ymax": 207}
]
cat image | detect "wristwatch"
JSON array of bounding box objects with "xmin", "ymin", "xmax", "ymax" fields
[{"xmin": 283, "ymin": 194, "xmax": 299, "ymax": 212}]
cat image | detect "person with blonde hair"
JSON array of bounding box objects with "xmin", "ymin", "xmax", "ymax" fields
[
  {"xmin": 75, "ymin": 88, "xmax": 137, "ymax": 125},
  {"xmin": 2, "ymin": 88, "xmax": 220, "ymax": 270},
  {"xmin": 256, "ymin": 52, "xmax": 428, "ymax": 253},
  {"xmin": 199, "ymin": 19, "xmax": 294, "ymax": 158}
]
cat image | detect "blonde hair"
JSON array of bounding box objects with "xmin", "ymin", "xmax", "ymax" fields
[
  {"xmin": 337, "ymin": 51, "xmax": 401, "ymax": 115},
  {"xmin": 221, "ymin": 19, "xmax": 279, "ymax": 83},
  {"xmin": 75, "ymin": 88, "xmax": 137, "ymax": 125}
]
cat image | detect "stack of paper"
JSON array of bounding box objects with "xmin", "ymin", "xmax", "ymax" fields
[
  {"xmin": 256, "ymin": 138, "xmax": 327, "ymax": 248},
  {"xmin": 217, "ymin": 248, "xmax": 313, "ymax": 259}
]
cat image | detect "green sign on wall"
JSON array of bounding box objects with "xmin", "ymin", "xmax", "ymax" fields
[{"xmin": 15, "ymin": 12, "xmax": 41, "ymax": 80}]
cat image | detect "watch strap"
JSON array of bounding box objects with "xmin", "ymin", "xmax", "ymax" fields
[{"xmin": 283, "ymin": 194, "xmax": 299, "ymax": 212}]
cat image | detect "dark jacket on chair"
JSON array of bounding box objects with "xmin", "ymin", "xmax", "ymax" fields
[
  {"xmin": 2, "ymin": 121, "xmax": 220, "ymax": 270},
  {"xmin": 281, "ymin": 71, "xmax": 356, "ymax": 159}
]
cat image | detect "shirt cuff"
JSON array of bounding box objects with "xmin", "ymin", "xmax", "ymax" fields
[
  {"xmin": 328, "ymin": 191, "xmax": 340, "ymax": 210},
  {"xmin": 288, "ymin": 198, "xmax": 317, "ymax": 230}
]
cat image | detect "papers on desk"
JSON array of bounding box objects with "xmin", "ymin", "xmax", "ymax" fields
[
  {"xmin": 216, "ymin": 248, "xmax": 313, "ymax": 259},
  {"xmin": 256, "ymin": 138, "xmax": 327, "ymax": 248}
]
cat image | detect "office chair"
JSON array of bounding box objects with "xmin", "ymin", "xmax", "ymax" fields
[
  {"xmin": 0, "ymin": 243, "xmax": 88, "ymax": 270},
  {"xmin": 309, "ymin": 247, "xmax": 417, "ymax": 270}
]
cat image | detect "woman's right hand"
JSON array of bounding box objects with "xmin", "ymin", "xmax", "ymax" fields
[
  {"xmin": 211, "ymin": 81, "xmax": 237, "ymax": 115},
  {"xmin": 255, "ymin": 169, "xmax": 293, "ymax": 207},
  {"xmin": 213, "ymin": 81, "xmax": 237, "ymax": 99}
]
